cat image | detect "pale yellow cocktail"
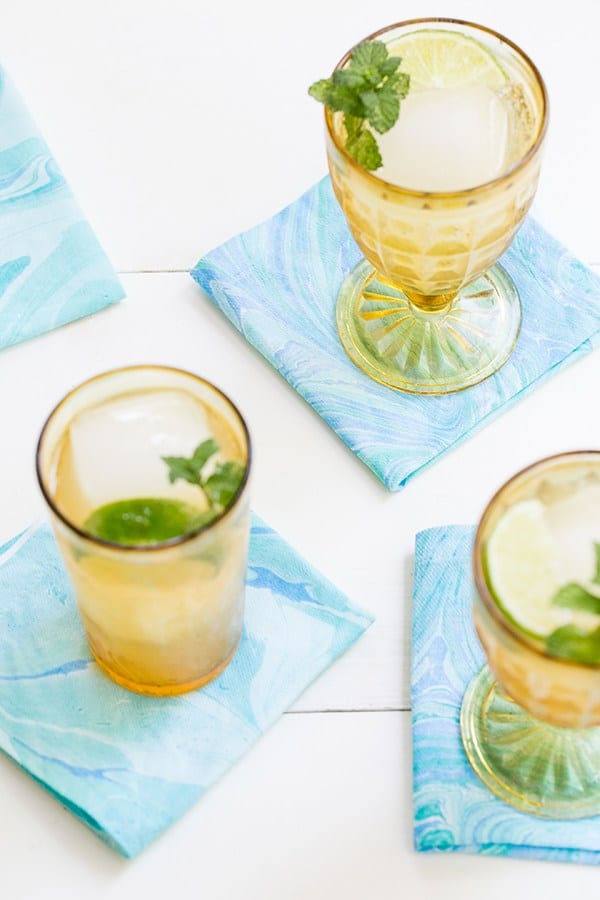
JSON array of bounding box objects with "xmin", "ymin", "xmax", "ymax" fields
[
  {"xmin": 322, "ymin": 19, "xmax": 548, "ymax": 393},
  {"xmin": 37, "ymin": 366, "xmax": 251, "ymax": 696},
  {"xmin": 462, "ymin": 453, "xmax": 600, "ymax": 818}
]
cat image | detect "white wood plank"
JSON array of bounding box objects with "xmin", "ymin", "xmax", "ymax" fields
[
  {"xmin": 1, "ymin": 4, "xmax": 600, "ymax": 887},
  {"xmin": 0, "ymin": 0, "xmax": 597, "ymax": 272},
  {"xmin": 2, "ymin": 271, "xmax": 600, "ymax": 714},
  {"xmin": 1, "ymin": 710, "xmax": 597, "ymax": 899}
]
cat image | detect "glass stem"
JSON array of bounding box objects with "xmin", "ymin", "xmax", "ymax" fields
[{"xmin": 404, "ymin": 289, "xmax": 456, "ymax": 315}]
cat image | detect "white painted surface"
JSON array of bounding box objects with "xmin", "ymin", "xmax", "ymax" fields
[{"xmin": 0, "ymin": 0, "xmax": 599, "ymax": 893}]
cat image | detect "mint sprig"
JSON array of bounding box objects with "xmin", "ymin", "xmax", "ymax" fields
[
  {"xmin": 163, "ymin": 439, "xmax": 220, "ymax": 487},
  {"xmin": 546, "ymin": 625, "xmax": 600, "ymax": 665},
  {"xmin": 552, "ymin": 582, "xmax": 600, "ymax": 616},
  {"xmin": 163, "ymin": 439, "xmax": 246, "ymax": 519},
  {"xmin": 545, "ymin": 541, "xmax": 600, "ymax": 663},
  {"xmin": 309, "ymin": 39, "xmax": 410, "ymax": 171}
]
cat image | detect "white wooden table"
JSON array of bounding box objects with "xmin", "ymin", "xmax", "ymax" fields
[{"xmin": 1, "ymin": 1, "xmax": 599, "ymax": 896}]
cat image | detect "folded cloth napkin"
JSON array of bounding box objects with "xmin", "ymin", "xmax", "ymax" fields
[
  {"xmin": 0, "ymin": 515, "xmax": 372, "ymax": 857},
  {"xmin": 412, "ymin": 525, "xmax": 600, "ymax": 865},
  {"xmin": 192, "ymin": 178, "xmax": 600, "ymax": 492},
  {"xmin": 0, "ymin": 68, "xmax": 124, "ymax": 350}
]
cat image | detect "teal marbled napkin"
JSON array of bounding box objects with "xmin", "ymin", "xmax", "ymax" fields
[
  {"xmin": 0, "ymin": 516, "xmax": 372, "ymax": 857},
  {"xmin": 192, "ymin": 178, "xmax": 600, "ymax": 491},
  {"xmin": 0, "ymin": 68, "xmax": 124, "ymax": 350},
  {"xmin": 412, "ymin": 525, "xmax": 600, "ymax": 865}
]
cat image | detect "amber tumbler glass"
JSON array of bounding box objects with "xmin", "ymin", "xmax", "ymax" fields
[{"xmin": 36, "ymin": 366, "xmax": 251, "ymax": 696}]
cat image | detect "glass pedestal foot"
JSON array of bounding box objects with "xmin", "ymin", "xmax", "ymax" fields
[
  {"xmin": 336, "ymin": 260, "xmax": 522, "ymax": 395},
  {"xmin": 461, "ymin": 666, "xmax": 600, "ymax": 819}
]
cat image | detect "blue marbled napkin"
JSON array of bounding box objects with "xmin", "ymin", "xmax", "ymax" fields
[
  {"xmin": 0, "ymin": 68, "xmax": 124, "ymax": 350},
  {"xmin": 412, "ymin": 525, "xmax": 600, "ymax": 865},
  {"xmin": 0, "ymin": 516, "xmax": 372, "ymax": 857},
  {"xmin": 192, "ymin": 178, "xmax": 600, "ymax": 491}
]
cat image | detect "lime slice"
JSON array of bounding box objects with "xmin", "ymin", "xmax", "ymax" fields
[
  {"xmin": 484, "ymin": 499, "xmax": 562, "ymax": 639},
  {"xmin": 389, "ymin": 29, "xmax": 508, "ymax": 91}
]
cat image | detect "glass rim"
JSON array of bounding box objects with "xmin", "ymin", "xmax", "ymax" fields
[
  {"xmin": 324, "ymin": 17, "xmax": 549, "ymax": 199},
  {"xmin": 473, "ymin": 450, "xmax": 600, "ymax": 667},
  {"xmin": 35, "ymin": 364, "xmax": 252, "ymax": 554}
]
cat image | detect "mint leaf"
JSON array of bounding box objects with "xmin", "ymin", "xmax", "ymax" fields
[
  {"xmin": 594, "ymin": 542, "xmax": 600, "ymax": 585},
  {"xmin": 333, "ymin": 69, "xmax": 367, "ymax": 90},
  {"xmin": 308, "ymin": 38, "xmax": 410, "ymax": 169},
  {"xmin": 346, "ymin": 128, "xmax": 382, "ymax": 170},
  {"xmin": 552, "ymin": 582, "xmax": 600, "ymax": 615},
  {"xmin": 361, "ymin": 86, "xmax": 400, "ymax": 134},
  {"xmin": 343, "ymin": 113, "xmax": 363, "ymax": 141},
  {"xmin": 386, "ymin": 71, "xmax": 410, "ymax": 98},
  {"xmin": 163, "ymin": 441, "xmax": 246, "ymax": 518},
  {"xmin": 546, "ymin": 625, "xmax": 600, "ymax": 664},
  {"xmin": 162, "ymin": 455, "xmax": 203, "ymax": 486},
  {"xmin": 307, "ymin": 79, "xmax": 332, "ymax": 104},
  {"xmin": 326, "ymin": 82, "xmax": 366, "ymax": 117},
  {"xmin": 380, "ymin": 56, "xmax": 402, "ymax": 76},
  {"xmin": 162, "ymin": 439, "xmax": 219, "ymax": 487},
  {"xmin": 190, "ymin": 439, "xmax": 219, "ymax": 470},
  {"xmin": 308, "ymin": 77, "xmax": 365, "ymax": 117},
  {"xmin": 350, "ymin": 40, "xmax": 388, "ymax": 74},
  {"xmin": 204, "ymin": 461, "xmax": 246, "ymax": 509}
]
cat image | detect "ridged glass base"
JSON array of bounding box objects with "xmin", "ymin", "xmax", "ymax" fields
[
  {"xmin": 336, "ymin": 260, "xmax": 522, "ymax": 395},
  {"xmin": 461, "ymin": 666, "xmax": 600, "ymax": 819}
]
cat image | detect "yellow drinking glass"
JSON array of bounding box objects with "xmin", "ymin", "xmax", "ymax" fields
[
  {"xmin": 325, "ymin": 19, "xmax": 548, "ymax": 394},
  {"xmin": 462, "ymin": 452, "xmax": 600, "ymax": 818},
  {"xmin": 36, "ymin": 366, "xmax": 251, "ymax": 696}
]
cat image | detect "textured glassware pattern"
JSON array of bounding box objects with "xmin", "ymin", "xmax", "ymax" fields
[
  {"xmin": 462, "ymin": 453, "xmax": 600, "ymax": 818},
  {"xmin": 37, "ymin": 366, "xmax": 251, "ymax": 697},
  {"xmin": 325, "ymin": 19, "xmax": 548, "ymax": 394}
]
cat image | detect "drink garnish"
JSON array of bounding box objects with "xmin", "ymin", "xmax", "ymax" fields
[
  {"xmin": 483, "ymin": 499, "xmax": 560, "ymax": 639},
  {"xmin": 163, "ymin": 439, "xmax": 246, "ymax": 515},
  {"xmin": 84, "ymin": 497, "xmax": 208, "ymax": 545},
  {"xmin": 545, "ymin": 625, "xmax": 600, "ymax": 665},
  {"xmin": 552, "ymin": 582, "xmax": 600, "ymax": 616},
  {"xmin": 83, "ymin": 440, "xmax": 246, "ymax": 546},
  {"xmin": 308, "ymin": 39, "xmax": 410, "ymax": 170},
  {"xmin": 545, "ymin": 546, "xmax": 600, "ymax": 662},
  {"xmin": 389, "ymin": 29, "xmax": 506, "ymax": 92},
  {"xmin": 485, "ymin": 500, "xmax": 600, "ymax": 664}
]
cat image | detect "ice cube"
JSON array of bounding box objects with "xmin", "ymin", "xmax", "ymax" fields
[
  {"xmin": 545, "ymin": 483, "xmax": 600, "ymax": 584},
  {"xmin": 68, "ymin": 390, "xmax": 212, "ymax": 510},
  {"xmin": 375, "ymin": 85, "xmax": 509, "ymax": 191}
]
